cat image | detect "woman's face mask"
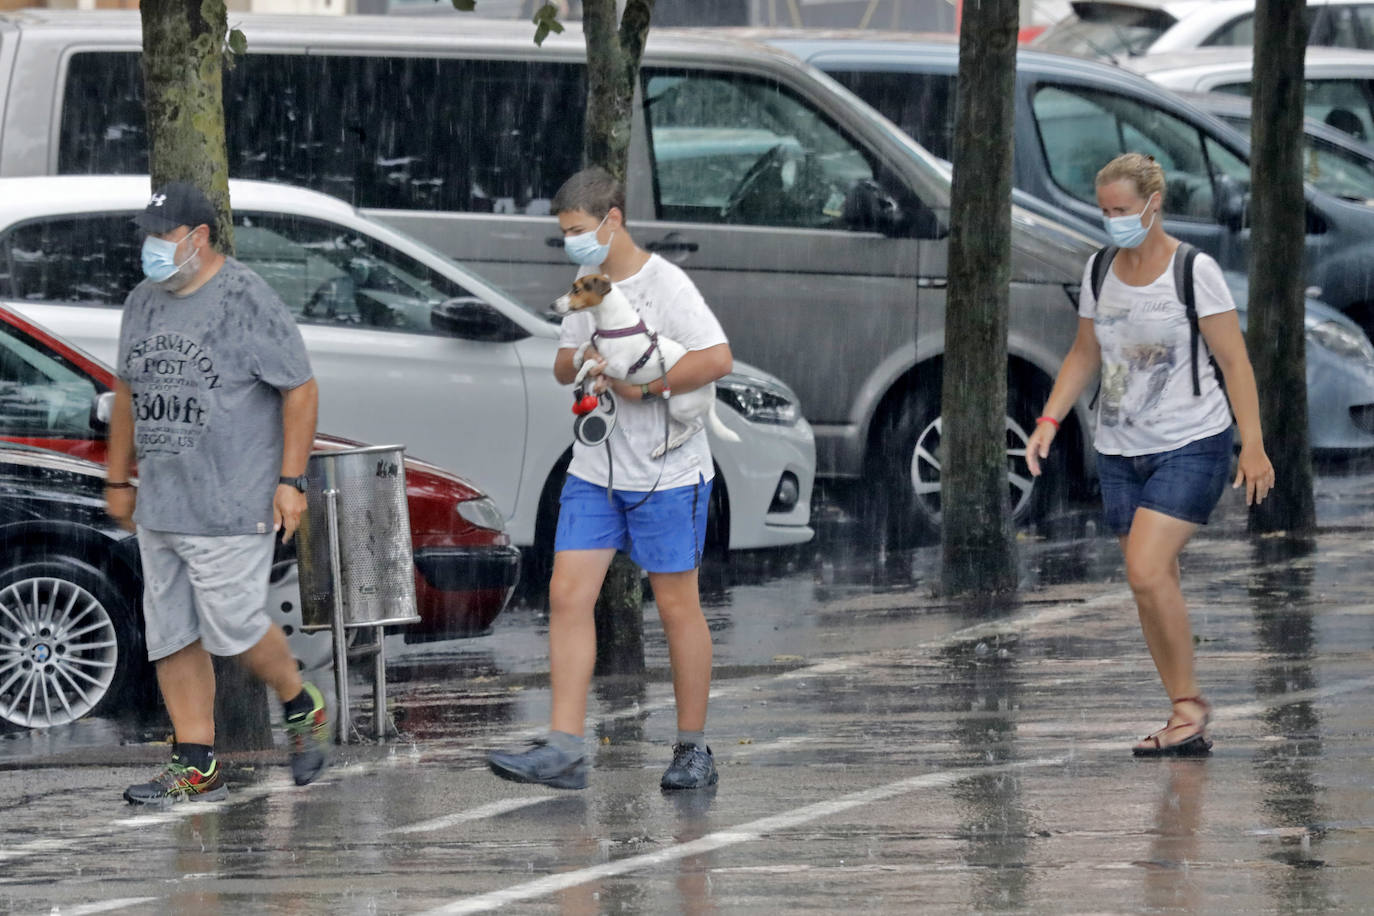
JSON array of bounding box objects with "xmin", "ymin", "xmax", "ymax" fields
[
  {"xmin": 141, "ymin": 229, "xmax": 200, "ymax": 287},
  {"xmin": 563, "ymin": 214, "xmax": 613, "ymax": 267},
  {"xmin": 1101, "ymin": 193, "xmax": 1158, "ymax": 249}
]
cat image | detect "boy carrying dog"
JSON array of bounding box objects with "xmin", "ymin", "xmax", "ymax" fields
[{"xmin": 487, "ymin": 167, "xmax": 733, "ymax": 791}]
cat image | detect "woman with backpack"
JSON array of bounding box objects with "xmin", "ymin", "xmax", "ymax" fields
[{"xmin": 1025, "ymin": 152, "xmax": 1274, "ymax": 756}]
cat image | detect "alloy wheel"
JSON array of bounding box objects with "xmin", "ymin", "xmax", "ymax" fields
[
  {"xmin": 0, "ymin": 576, "xmax": 120, "ymax": 728},
  {"xmin": 909, "ymin": 414, "xmax": 1036, "ymax": 526}
]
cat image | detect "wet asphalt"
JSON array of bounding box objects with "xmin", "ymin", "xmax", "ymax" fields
[{"xmin": 5, "ymin": 469, "xmax": 1374, "ymax": 914}]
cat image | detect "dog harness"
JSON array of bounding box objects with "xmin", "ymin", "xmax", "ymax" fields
[{"xmin": 591, "ymin": 320, "xmax": 661, "ymax": 377}]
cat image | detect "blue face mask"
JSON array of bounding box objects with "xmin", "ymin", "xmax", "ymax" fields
[
  {"xmin": 1102, "ymin": 194, "xmax": 1158, "ymax": 249},
  {"xmin": 141, "ymin": 230, "xmax": 195, "ymax": 282},
  {"xmin": 563, "ymin": 215, "xmax": 613, "ymax": 267}
]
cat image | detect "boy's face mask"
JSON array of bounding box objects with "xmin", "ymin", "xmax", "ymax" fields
[{"xmin": 564, "ymin": 214, "xmax": 613, "ymax": 266}]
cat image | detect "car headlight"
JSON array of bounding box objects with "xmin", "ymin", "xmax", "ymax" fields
[
  {"xmin": 1307, "ymin": 319, "xmax": 1374, "ymax": 366},
  {"xmin": 456, "ymin": 496, "xmax": 506, "ymax": 532},
  {"xmin": 715, "ymin": 374, "xmax": 800, "ymax": 425}
]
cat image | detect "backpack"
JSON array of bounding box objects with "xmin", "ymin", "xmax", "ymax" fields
[{"xmin": 1087, "ymin": 242, "xmax": 1225, "ymax": 408}]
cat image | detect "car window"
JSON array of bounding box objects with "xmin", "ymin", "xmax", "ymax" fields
[
  {"xmin": 1203, "ymin": 9, "xmax": 1328, "ymax": 48},
  {"xmin": 1211, "ymin": 111, "xmax": 1374, "ymax": 202},
  {"xmin": 0, "ymin": 322, "xmax": 100, "ymax": 439},
  {"xmin": 1213, "ymin": 77, "xmax": 1374, "ymax": 143},
  {"xmin": 234, "ymin": 212, "xmax": 470, "ymax": 335},
  {"xmin": 824, "ymin": 70, "xmax": 956, "ymax": 161},
  {"xmin": 642, "ymin": 69, "xmax": 877, "ymax": 229},
  {"xmin": 1357, "ymin": 6, "xmax": 1374, "ymax": 49},
  {"xmin": 60, "ymin": 52, "xmax": 586, "ymax": 214},
  {"xmin": 1202, "ymin": 13, "xmax": 1255, "ymax": 47},
  {"xmin": 1032, "ymin": 85, "xmax": 1220, "ymax": 221},
  {"xmin": 1306, "ymin": 78, "xmax": 1374, "ymax": 143},
  {"xmin": 0, "ymin": 215, "xmax": 142, "ymax": 306},
  {"xmin": 1035, "ymin": 13, "xmax": 1169, "ymax": 59}
]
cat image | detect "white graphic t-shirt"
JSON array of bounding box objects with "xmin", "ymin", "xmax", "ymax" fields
[
  {"xmin": 558, "ymin": 255, "xmax": 728, "ymax": 491},
  {"xmin": 1079, "ymin": 248, "xmax": 1235, "ymax": 456}
]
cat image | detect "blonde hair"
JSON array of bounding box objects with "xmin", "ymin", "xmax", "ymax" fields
[{"xmin": 1095, "ymin": 153, "xmax": 1166, "ymax": 202}]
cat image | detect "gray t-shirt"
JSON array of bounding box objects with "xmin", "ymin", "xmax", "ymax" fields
[{"xmin": 116, "ymin": 257, "xmax": 314, "ymax": 535}]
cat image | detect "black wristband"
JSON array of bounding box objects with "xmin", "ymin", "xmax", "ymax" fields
[{"xmin": 104, "ymin": 481, "xmax": 134, "ymax": 489}]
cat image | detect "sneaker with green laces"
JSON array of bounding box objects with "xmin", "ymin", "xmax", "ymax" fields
[
  {"xmin": 284, "ymin": 681, "xmax": 330, "ymax": 786},
  {"xmin": 123, "ymin": 756, "xmax": 228, "ymax": 806}
]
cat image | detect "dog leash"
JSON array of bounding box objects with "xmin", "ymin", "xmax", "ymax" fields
[{"xmin": 604, "ymin": 346, "xmax": 671, "ymax": 512}]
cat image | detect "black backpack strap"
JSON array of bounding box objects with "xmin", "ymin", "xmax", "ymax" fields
[
  {"xmin": 1173, "ymin": 242, "xmax": 1204, "ymax": 396},
  {"xmin": 1089, "ymin": 245, "xmax": 1119, "ymax": 305},
  {"xmin": 1086, "ymin": 246, "xmax": 1118, "ymax": 410}
]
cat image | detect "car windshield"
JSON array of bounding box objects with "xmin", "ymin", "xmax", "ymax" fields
[
  {"xmin": 1035, "ymin": 8, "xmax": 1174, "ymax": 59},
  {"xmin": 1214, "ymin": 112, "xmax": 1374, "ymax": 203}
]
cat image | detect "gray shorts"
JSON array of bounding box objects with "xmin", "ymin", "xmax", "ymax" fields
[{"xmin": 137, "ymin": 527, "xmax": 275, "ymax": 661}]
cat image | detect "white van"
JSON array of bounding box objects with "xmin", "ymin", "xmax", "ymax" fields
[{"xmin": 0, "ymin": 10, "xmax": 1098, "ymax": 537}]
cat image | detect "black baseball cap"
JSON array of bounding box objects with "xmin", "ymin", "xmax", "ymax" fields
[{"xmin": 132, "ymin": 181, "xmax": 217, "ymax": 235}]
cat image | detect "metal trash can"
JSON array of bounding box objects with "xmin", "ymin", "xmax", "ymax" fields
[
  {"xmin": 297, "ymin": 444, "xmax": 420, "ymax": 631},
  {"xmin": 294, "ymin": 443, "xmax": 419, "ymax": 743}
]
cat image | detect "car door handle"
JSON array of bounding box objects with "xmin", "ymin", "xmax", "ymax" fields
[
  {"xmin": 546, "ymin": 237, "xmax": 565, "ymax": 248},
  {"xmin": 917, "ymin": 277, "xmax": 948, "ymax": 289},
  {"xmin": 645, "ymin": 239, "xmax": 699, "ymax": 254}
]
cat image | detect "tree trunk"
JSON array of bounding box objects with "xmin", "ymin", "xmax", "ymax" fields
[
  {"xmin": 581, "ymin": 0, "xmax": 656, "ymax": 666},
  {"xmin": 1247, "ymin": 0, "xmax": 1315, "ymax": 534},
  {"xmin": 140, "ymin": 0, "xmax": 236, "ymax": 253},
  {"xmin": 581, "ymin": 0, "xmax": 654, "ymax": 182},
  {"xmin": 142, "ymin": 0, "xmax": 269, "ymax": 751},
  {"xmin": 940, "ymin": 0, "xmax": 1020, "ymax": 595},
  {"xmin": 593, "ymin": 554, "xmax": 646, "ymax": 675}
]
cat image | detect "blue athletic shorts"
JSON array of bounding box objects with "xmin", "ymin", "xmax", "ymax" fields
[
  {"xmin": 554, "ymin": 474, "xmax": 712, "ymax": 573},
  {"xmin": 1096, "ymin": 427, "xmax": 1234, "ymax": 536}
]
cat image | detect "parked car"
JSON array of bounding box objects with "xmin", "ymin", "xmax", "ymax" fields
[
  {"xmin": 0, "ymin": 440, "xmax": 346, "ymax": 730},
  {"xmin": 759, "ymin": 32, "xmax": 1374, "ymax": 389},
  {"xmin": 1183, "ymin": 90, "xmax": 1374, "ymax": 206},
  {"xmin": 1035, "ymin": 1, "xmax": 1374, "ymax": 60},
  {"xmin": 0, "ymin": 303, "xmax": 520, "ymax": 644},
  {"xmin": 1128, "ymin": 46, "xmax": 1374, "ymax": 144},
  {"xmin": 0, "ymin": 442, "xmax": 145, "ymax": 729},
  {"xmin": 0, "ymin": 10, "xmax": 1098, "ymax": 539},
  {"xmin": 0, "ymin": 176, "xmax": 816, "ymax": 563}
]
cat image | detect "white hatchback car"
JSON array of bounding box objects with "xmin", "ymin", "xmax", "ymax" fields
[{"xmin": 0, "ymin": 176, "xmax": 815, "ymax": 563}]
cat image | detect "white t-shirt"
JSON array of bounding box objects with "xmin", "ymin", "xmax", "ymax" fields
[
  {"xmin": 558, "ymin": 254, "xmax": 729, "ymax": 491},
  {"xmin": 1079, "ymin": 248, "xmax": 1235, "ymax": 456}
]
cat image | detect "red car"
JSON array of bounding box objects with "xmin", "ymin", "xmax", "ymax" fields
[{"xmin": 0, "ymin": 304, "xmax": 519, "ymax": 641}]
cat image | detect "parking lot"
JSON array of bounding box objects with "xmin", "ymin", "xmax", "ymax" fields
[{"xmin": 2, "ymin": 471, "xmax": 1373, "ymax": 914}]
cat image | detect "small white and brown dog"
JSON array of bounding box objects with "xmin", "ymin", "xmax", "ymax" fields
[{"xmin": 554, "ymin": 274, "xmax": 740, "ymax": 457}]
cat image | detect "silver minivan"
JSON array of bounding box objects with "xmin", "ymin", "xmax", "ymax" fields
[{"xmin": 0, "ymin": 10, "xmax": 1098, "ymax": 534}]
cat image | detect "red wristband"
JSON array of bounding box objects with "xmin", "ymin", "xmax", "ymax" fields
[{"xmin": 1035, "ymin": 416, "xmax": 1060, "ymax": 430}]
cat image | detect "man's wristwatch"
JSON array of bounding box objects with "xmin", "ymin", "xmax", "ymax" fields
[{"xmin": 279, "ymin": 475, "xmax": 309, "ymax": 493}]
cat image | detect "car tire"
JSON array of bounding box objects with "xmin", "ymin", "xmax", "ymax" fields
[
  {"xmin": 0, "ymin": 557, "xmax": 143, "ymax": 730},
  {"xmin": 873, "ymin": 372, "xmax": 1058, "ymax": 546}
]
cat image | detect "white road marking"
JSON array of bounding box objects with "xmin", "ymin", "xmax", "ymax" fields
[
  {"xmin": 50, "ymin": 898, "xmax": 158, "ymax": 915},
  {"xmin": 382, "ymin": 796, "xmax": 558, "ymax": 835},
  {"xmin": 417, "ymin": 755, "xmax": 1069, "ymax": 916}
]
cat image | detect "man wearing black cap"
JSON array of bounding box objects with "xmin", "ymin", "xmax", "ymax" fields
[{"xmin": 107, "ymin": 181, "xmax": 331, "ymax": 805}]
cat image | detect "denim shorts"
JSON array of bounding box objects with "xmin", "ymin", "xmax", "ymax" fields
[
  {"xmin": 1096, "ymin": 428, "xmax": 1234, "ymax": 536},
  {"xmin": 554, "ymin": 474, "xmax": 712, "ymax": 574}
]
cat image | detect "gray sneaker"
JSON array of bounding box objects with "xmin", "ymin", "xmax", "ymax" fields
[
  {"xmin": 488, "ymin": 738, "xmax": 588, "ymax": 790},
  {"xmin": 660, "ymin": 743, "xmax": 718, "ymax": 790}
]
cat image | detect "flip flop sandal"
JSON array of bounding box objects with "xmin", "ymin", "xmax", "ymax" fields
[{"xmin": 1132, "ymin": 695, "xmax": 1213, "ymax": 758}]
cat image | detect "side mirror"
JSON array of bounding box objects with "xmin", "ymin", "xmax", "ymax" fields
[
  {"xmin": 92, "ymin": 390, "xmax": 115, "ymax": 429},
  {"xmin": 430, "ymin": 297, "xmax": 529, "ymax": 342},
  {"xmin": 842, "ymin": 179, "xmax": 904, "ymax": 236},
  {"xmin": 1213, "ymin": 174, "xmax": 1246, "ymax": 231}
]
